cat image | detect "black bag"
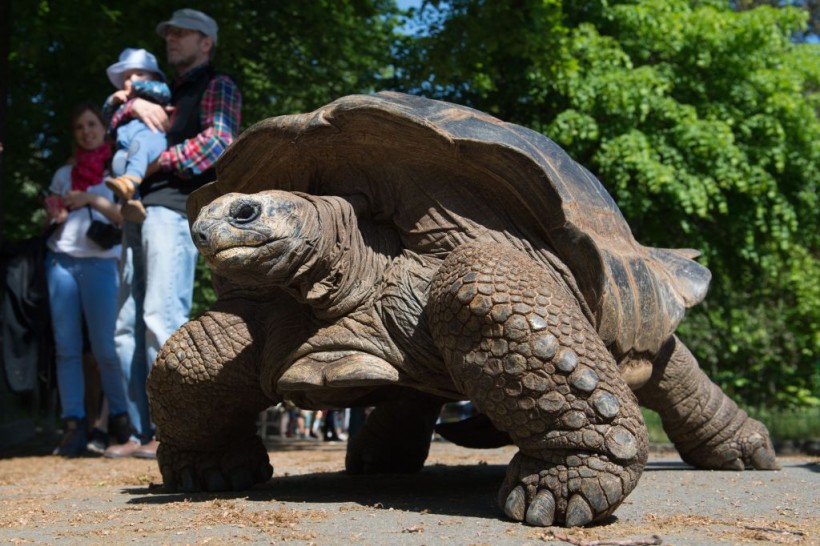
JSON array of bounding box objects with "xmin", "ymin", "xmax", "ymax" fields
[{"xmin": 85, "ymin": 208, "xmax": 122, "ymax": 249}]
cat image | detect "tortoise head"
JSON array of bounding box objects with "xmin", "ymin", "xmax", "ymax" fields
[{"xmin": 192, "ymin": 190, "xmax": 320, "ymax": 285}]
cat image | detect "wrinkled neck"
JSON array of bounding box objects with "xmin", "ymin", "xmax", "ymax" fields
[{"xmin": 285, "ymin": 194, "xmax": 390, "ymax": 320}]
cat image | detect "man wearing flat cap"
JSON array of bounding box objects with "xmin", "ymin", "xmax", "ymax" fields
[{"xmin": 104, "ymin": 8, "xmax": 241, "ymax": 459}]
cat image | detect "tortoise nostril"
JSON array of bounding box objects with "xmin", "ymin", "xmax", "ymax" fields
[
  {"xmin": 192, "ymin": 221, "xmax": 209, "ymax": 245},
  {"xmin": 230, "ymin": 200, "xmax": 261, "ymax": 224}
]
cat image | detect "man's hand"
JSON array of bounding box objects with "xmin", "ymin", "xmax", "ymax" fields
[{"xmin": 131, "ymin": 98, "xmax": 171, "ymax": 132}]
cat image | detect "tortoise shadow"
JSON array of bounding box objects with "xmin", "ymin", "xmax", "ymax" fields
[
  {"xmin": 122, "ymin": 453, "xmax": 757, "ymax": 522},
  {"xmin": 123, "ymin": 456, "xmax": 700, "ymax": 517},
  {"xmin": 125, "ymin": 462, "xmax": 508, "ymax": 520}
]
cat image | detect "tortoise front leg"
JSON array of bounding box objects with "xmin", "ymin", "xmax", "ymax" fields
[
  {"xmin": 635, "ymin": 336, "xmax": 778, "ymax": 470},
  {"xmin": 429, "ymin": 243, "xmax": 647, "ymax": 527},
  {"xmin": 148, "ymin": 296, "xmax": 279, "ymax": 492}
]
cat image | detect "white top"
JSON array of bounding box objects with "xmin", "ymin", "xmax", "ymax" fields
[{"xmin": 46, "ymin": 165, "xmax": 121, "ymax": 259}]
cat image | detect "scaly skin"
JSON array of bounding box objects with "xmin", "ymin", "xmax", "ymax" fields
[
  {"xmin": 428, "ymin": 243, "xmax": 648, "ymax": 526},
  {"xmin": 346, "ymin": 389, "xmax": 446, "ymax": 475},
  {"xmin": 636, "ymin": 336, "xmax": 778, "ymax": 470},
  {"xmin": 147, "ymin": 296, "xmax": 278, "ymax": 492}
]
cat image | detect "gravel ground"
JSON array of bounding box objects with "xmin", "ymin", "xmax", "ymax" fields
[{"xmin": 0, "ymin": 437, "xmax": 817, "ymax": 545}]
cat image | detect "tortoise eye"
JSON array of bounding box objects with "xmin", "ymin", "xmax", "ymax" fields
[{"xmin": 229, "ymin": 200, "xmax": 261, "ymax": 224}]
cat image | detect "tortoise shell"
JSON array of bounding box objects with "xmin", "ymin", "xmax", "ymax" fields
[{"xmin": 189, "ymin": 92, "xmax": 710, "ymax": 357}]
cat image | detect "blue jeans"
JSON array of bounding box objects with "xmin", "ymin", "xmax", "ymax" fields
[
  {"xmin": 116, "ymin": 206, "xmax": 198, "ymax": 442},
  {"xmin": 45, "ymin": 252, "xmax": 128, "ymax": 420}
]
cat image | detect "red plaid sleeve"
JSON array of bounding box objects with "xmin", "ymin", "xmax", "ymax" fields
[{"xmin": 158, "ymin": 75, "xmax": 242, "ymax": 178}]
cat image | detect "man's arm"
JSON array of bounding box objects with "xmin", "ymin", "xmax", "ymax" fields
[
  {"xmin": 158, "ymin": 75, "xmax": 241, "ymax": 178},
  {"xmin": 109, "ymin": 98, "xmax": 170, "ymax": 133}
]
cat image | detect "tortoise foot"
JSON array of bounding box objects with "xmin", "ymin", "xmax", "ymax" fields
[
  {"xmin": 499, "ymin": 451, "xmax": 630, "ymax": 527},
  {"xmin": 681, "ymin": 415, "xmax": 779, "ymax": 471},
  {"xmin": 637, "ymin": 336, "xmax": 779, "ymax": 471},
  {"xmin": 346, "ymin": 424, "xmax": 430, "ymax": 475},
  {"xmin": 346, "ymin": 393, "xmax": 443, "ymax": 475},
  {"xmin": 157, "ymin": 435, "xmax": 273, "ymax": 492}
]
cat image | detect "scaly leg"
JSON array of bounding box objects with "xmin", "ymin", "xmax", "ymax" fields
[
  {"xmin": 635, "ymin": 336, "xmax": 778, "ymax": 470},
  {"xmin": 429, "ymin": 243, "xmax": 647, "ymax": 527},
  {"xmin": 346, "ymin": 389, "xmax": 445, "ymax": 474},
  {"xmin": 148, "ymin": 295, "xmax": 287, "ymax": 492}
]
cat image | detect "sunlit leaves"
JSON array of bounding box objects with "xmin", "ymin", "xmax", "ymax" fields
[{"xmin": 399, "ymin": 0, "xmax": 819, "ymax": 406}]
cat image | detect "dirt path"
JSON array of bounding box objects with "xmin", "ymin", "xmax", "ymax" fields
[{"xmin": 1, "ymin": 438, "xmax": 817, "ymax": 545}]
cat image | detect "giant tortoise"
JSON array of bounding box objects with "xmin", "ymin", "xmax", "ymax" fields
[{"xmin": 148, "ymin": 92, "xmax": 777, "ymax": 527}]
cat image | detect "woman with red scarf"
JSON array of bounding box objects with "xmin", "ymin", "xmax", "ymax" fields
[{"xmin": 45, "ymin": 103, "xmax": 132, "ymax": 457}]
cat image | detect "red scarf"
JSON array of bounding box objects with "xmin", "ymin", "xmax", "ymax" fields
[{"xmin": 71, "ymin": 144, "xmax": 112, "ymax": 192}]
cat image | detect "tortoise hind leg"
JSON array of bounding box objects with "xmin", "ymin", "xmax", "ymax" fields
[
  {"xmin": 429, "ymin": 243, "xmax": 648, "ymax": 527},
  {"xmin": 346, "ymin": 389, "xmax": 445, "ymax": 474},
  {"xmin": 635, "ymin": 336, "xmax": 778, "ymax": 470}
]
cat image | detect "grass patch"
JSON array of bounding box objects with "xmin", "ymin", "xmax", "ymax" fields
[
  {"xmin": 746, "ymin": 406, "xmax": 820, "ymax": 440},
  {"xmin": 441, "ymin": 404, "xmax": 820, "ymax": 445},
  {"xmin": 641, "ymin": 406, "xmax": 820, "ymax": 444},
  {"xmin": 641, "ymin": 409, "xmax": 670, "ymax": 444}
]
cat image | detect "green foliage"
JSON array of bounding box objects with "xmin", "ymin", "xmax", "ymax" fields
[
  {"xmin": 400, "ymin": 0, "xmax": 819, "ymax": 407},
  {"xmin": 191, "ymin": 257, "xmax": 217, "ymax": 320}
]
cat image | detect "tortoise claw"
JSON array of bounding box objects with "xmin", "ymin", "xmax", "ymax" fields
[
  {"xmin": 565, "ymin": 494, "xmax": 594, "ymax": 527},
  {"xmin": 503, "ymin": 485, "xmax": 527, "ymax": 521},
  {"xmin": 155, "ymin": 435, "xmax": 273, "ymax": 493},
  {"xmin": 229, "ymin": 467, "xmax": 254, "ymax": 491},
  {"xmin": 749, "ymin": 444, "xmax": 780, "ymax": 470},
  {"xmin": 256, "ymin": 462, "xmax": 274, "ymax": 482},
  {"xmin": 525, "ymin": 490, "xmax": 556, "ymax": 526},
  {"xmin": 204, "ymin": 468, "xmax": 228, "ymax": 492},
  {"xmin": 180, "ymin": 467, "xmax": 200, "ymax": 492}
]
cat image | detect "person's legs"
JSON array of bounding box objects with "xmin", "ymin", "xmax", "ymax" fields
[
  {"xmin": 121, "ymin": 205, "xmax": 196, "ymax": 458},
  {"xmin": 45, "ymin": 252, "xmax": 86, "ymax": 420},
  {"xmin": 46, "ymin": 252, "xmax": 90, "ymax": 457},
  {"xmin": 77, "ymin": 257, "xmax": 129, "ymax": 417},
  {"xmin": 114, "ymin": 221, "xmax": 148, "ymax": 440},
  {"xmin": 142, "ymin": 206, "xmax": 198, "ymax": 372}
]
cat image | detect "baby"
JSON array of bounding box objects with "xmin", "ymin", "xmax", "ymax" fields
[{"xmin": 102, "ymin": 48, "xmax": 171, "ymax": 223}]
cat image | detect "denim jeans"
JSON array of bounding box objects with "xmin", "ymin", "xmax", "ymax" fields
[
  {"xmin": 116, "ymin": 119, "xmax": 168, "ymax": 181},
  {"xmin": 45, "ymin": 252, "xmax": 128, "ymax": 420},
  {"xmin": 116, "ymin": 205, "xmax": 198, "ymax": 442}
]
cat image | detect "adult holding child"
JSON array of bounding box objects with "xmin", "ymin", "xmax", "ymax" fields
[
  {"xmin": 102, "ymin": 47, "xmax": 171, "ymax": 224},
  {"xmin": 103, "ymin": 9, "xmax": 242, "ymax": 459},
  {"xmin": 44, "ymin": 103, "xmax": 131, "ymax": 457}
]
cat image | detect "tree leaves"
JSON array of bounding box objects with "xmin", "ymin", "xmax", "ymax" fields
[{"xmin": 398, "ymin": 0, "xmax": 819, "ymax": 406}]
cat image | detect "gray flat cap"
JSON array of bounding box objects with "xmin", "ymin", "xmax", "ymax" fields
[{"xmin": 156, "ymin": 9, "xmax": 218, "ymax": 44}]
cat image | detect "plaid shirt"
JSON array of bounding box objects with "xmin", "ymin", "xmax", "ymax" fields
[{"xmin": 111, "ymin": 68, "xmax": 241, "ymax": 179}]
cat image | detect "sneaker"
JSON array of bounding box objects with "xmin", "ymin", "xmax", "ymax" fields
[
  {"xmin": 86, "ymin": 428, "xmax": 109, "ymax": 455},
  {"xmin": 104, "ymin": 438, "xmax": 141, "ymax": 459},
  {"xmin": 121, "ymin": 200, "xmax": 147, "ymax": 224},
  {"xmin": 132, "ymin": 439, "xmax": 159, "ymax": 459},
  {"xmin": 54, "ymin": 417, "xmax": 88, "ymax": 458},
  {"xmin": 105, "ymin": 174, "xmax": 140, "ymax": 201}
]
